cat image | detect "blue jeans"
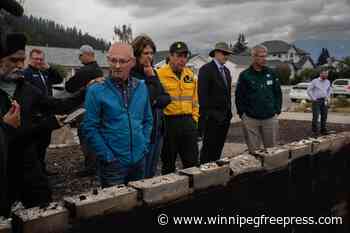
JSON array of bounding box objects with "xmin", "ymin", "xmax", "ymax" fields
[
  {"xmin": 312, "ymin": 98, "xmax": 328, "ymax": 133},
  {"xmin": 145, "ymin": 135, "xmax": 163, "ymax": 178},
  {"xmin": 97, "ymin": 157, "xmax": 145, "ymax": 188}
]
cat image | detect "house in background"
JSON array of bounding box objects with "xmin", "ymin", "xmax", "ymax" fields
[
  {"xmin": 154, "ymin": 52, "xmax": 209, "ymax": 75},
  {"xmin": 261, "ymin": 40, "xmax": 315, "ymax": 78},
  {"xmin": 25, "ymin": 45, "xmax": 110, "ymax": 80},
  {"xmin": 228, "ymin": 54, "xmax": 252, "ymax": 84}
]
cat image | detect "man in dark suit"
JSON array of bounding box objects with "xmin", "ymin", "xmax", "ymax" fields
[
  {"xmin": 24, "ymin": 48, "xmax": 63, "ymax": 175},
  {"xmin": 198, "ymin": 42, "xmax": 233, "ymax": 164}
]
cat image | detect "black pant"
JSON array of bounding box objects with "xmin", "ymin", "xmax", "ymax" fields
[
  {"xmin": 0, "ymin": 128, "xmax": 9, "ymax": 217},
  {"xmin": 312, "ymin": 98, "xmax": 328, "ymax": 133},
  {"xmin": 7, "ymin": 144, "xmax": 52, "ymax": 209},
  {"xmin": 161, "ymin": 115, "xmax": 199, "ymax": 175},
  {"xmin": 200, "ymin": 116, "xmax": 230, "ymax": 164},
  {"xmin": 36, "ymin": 129, "xmax": 52, "ymax": 171}
]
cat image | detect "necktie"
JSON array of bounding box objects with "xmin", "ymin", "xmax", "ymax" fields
[
  {"xmin": 39, "ymin": 71, "xmax": 48, "ymax": 94},
  {"xmin": 220, "ymin": 66, "xmax": 228, "ymax": 87}
]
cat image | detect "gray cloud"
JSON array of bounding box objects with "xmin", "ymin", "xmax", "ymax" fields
[{"xmin": 26, "ymin": 0, "xmax": 350, "ymax": 51}]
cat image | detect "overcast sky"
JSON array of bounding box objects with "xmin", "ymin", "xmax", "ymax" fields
[{"xmin": 25, "ymin": 0, "xmax": 350, "ymax": 51}]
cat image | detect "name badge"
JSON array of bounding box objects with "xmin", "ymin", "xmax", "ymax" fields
[{"xmin": 266, "ymin": 80, "xmax": 273, "ymax": 85}]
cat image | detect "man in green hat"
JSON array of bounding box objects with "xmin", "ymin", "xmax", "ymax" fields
[{"xmin": 198, "ymin": 42, "xmax": 233, "ymax": 164}]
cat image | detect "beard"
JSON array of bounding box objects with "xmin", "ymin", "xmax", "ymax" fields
[{"xmin": 0, "ymin": 69, "xmax": 24, "ymax": 83}]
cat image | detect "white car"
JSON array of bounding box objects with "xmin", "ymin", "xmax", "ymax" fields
[
  {"xmin": 289, "ymin": 82, "xmax": 311, "ymax": 102},
  {"xmin": 332, "ymin": 79, "xmax": 350, "ymax": 97}
]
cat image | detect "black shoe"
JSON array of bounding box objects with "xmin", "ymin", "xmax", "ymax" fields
[
  {"xmin": 311, "ymin": 131, "xmax": 319, "ymax": 138},
  {"xmin": 321, "ymin": 129, "xmax": 330, "ymax": 135}
]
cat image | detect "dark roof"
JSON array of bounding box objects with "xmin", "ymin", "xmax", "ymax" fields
[
  {"xmin": 266, "ymin": 60, "xmax": 289, "ymax": 68},
  {"xmin": 261, "ymin": 40, "xmax": 291, "ymax": 54},
  {"xmin": 228, "ymin": 54, "xmax": 252, "ymax": 66},
  {"xmin": 153, "ymin": 51, "xmax": 199, "ymax": 65},
  {"xmin": 294, "ymin": 56, "xmax": 315, "ymax": 69},
  {"xmin": 295, "ymin": 47, "xmax": 309, "ymax": 55},
  {"xmin": 26, "ymin": 45, "xmax": 109, "ymax": 67}
]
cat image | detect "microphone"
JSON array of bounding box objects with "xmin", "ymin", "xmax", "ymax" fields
[{"xmin": 0, "ymin": 0, "xmax": 24, "ymax": 17}]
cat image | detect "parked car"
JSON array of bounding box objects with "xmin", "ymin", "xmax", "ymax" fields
[
  {"xmin": 289, "ymin": 82, "xmax": 311, "ymax": 102},
  {"xmin": 332, "ymin": 79, "xmax": 350, "ymax": 98},
  {"xmin": 52, "ymin": 83, "xmax": 73, "ymax": 99}
]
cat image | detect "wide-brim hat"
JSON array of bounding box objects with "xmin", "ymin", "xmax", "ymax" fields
[{"xmin": 209, "ymin": 42, "xmax": 233, "ymax": 57}]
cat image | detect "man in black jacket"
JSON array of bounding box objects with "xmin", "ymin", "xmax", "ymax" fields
[
  {"xmin": 0, "ymin": 0, "xmax": 23, "ymax": 217},
  {"xmin": 198, "ymin": 42, "xmax": 233, "ymax": 164},
  {"xmin": 65, "ymin": 44, "xmax": 104, "ymax": 177},
  {"xmin": 24, "ymin": 48, "xmax": 64, "ymax": 175},
  {"xmin": 65, "ymin": 45, "xmax": 103, "ymax": 93},
  {"xmin": 0, "ymin": 33, "xmax": 85, "ymax": 214}
]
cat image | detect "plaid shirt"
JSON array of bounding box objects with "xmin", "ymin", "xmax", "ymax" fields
[{"xmin": 112, "ymin": 77, "xmax": 138, "ymax": 108}]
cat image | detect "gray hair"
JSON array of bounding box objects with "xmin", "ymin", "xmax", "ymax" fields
[{"xmin": 251, "ymin": 45, "xmax": 268, "ymax": 56}]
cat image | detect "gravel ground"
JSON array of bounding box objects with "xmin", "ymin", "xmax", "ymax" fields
[{"xmin": 47, "ymin": 120, "xmax": 350, "ymax": 200}]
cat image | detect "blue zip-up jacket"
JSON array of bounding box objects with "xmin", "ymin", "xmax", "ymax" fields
[{"xmin": 82, "ymin": 77, "xmax": 153, "ymax": 165}]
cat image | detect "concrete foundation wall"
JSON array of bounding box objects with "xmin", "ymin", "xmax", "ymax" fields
[{"xmin": 3, "ymin": 132, "xmax": 350, "ymax": 233}]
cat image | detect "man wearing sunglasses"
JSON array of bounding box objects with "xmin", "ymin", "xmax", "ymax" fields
[{"xmin": 65, "ymin": 45, "xmax": 104, "ymax": 177}]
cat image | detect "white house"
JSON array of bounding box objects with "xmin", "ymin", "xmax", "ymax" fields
[
  {"xmin": 155, "ymin": 54, "xmax": 245, "ymax": 85},
  {"xmin": 25, "ymin": 45, "xmax": 110, "ymax": 79},
  {"xmin": 261, "ymin": 40, "xmax": 315, "ymax": 78}
]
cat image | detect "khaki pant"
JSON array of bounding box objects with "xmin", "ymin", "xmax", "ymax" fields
[{"xmin": 241, "ymin": 114, "xmax": 279, "ymax": 154}]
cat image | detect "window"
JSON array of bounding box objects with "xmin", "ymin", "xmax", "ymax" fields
[
  {"xmin": 293, "ymin": 86, "xmax": 308, "ymax": 90},
  {"xmin": 333, "ymin": 80, "xmax": 349, "ymax": 86}
]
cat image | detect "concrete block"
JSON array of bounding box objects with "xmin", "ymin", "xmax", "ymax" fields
[
  {"xmin": 128, "ymin": 174, "xmax": 191, "ymax": 206},
  {"xmin": 328, "ymin": 134, "xmax": 348, "ymax": 154},
  {"xmin": 13, "ymin": 202, "xmax": 69, "ymax": 233},
  {"xmin": 338, "ymin": 131, "xmax": 350, "ymax": 144},
  {"xmin": 179, "ymin": 163, "xmax": 230, "ymax": 191},
  {"xmin": 311, "ymin": 136, "xmax": 332, "ymax": 154},
  {"xmin": 64, "ymin": 185, "xmax": 139, "ymax": 219},
  {"xmin": 255, "ymin": 147, "xmax": 290, "ymax": 170},
  {"xmin": 0, "ymin": 218, "xmax": 11, "ymax": 233},
  {"xmin": 228, "ymin": 154, "xmax": 263, "ymax": 176},
  {"xmin": 287, "ymin": 139, "xmax": 313, "ymax": 160}
]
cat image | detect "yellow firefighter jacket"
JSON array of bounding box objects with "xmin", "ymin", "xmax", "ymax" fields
[{"xmin": 157, "ymin": 64, "xmax": 199, "ymax": 122}]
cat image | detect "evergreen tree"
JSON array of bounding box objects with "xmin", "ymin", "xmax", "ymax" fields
[
  {"xmin": 0, "ymin": 14, "xmax": 109, "ymax": 50},
  {"xmin": 232, "ymin": 33, "xmax": 248, "ymax": 54},
  {"xmin": 317, "ymin": 48, "xmax": 331, "ymax": 66},
  {"xmin": 113, "ymin": 24, "xmax": 133, "ymax": 43}
]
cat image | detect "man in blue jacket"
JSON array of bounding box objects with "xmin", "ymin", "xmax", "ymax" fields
[{"xmin": 83, "ymin": 42, "xmax": 153, "ymax": 187}]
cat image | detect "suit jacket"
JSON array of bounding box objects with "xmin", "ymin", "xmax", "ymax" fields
[
  {"xmin": 24, "ymin": 65, "xmax": 63, "ymax": 97},
  {"xmin": 198, "ymin": 60, "xmax": 232, "ymax": 123}
]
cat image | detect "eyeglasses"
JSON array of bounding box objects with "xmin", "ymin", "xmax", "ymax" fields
[{"xmin": 108, "ymin": 58, "xmax": 132, "ymax": 65}]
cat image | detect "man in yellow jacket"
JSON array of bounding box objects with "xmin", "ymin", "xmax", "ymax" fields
[{"xmin": 157, "ymin": 41, "xmax": 199, "ymax": 174}]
